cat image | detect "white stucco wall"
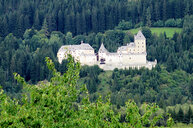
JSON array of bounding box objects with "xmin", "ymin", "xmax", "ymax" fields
[
  {"xmin": 57, "ymin": 31, "xmax": 156, "ymax": 70},
  {"xmin": 134, "ymin": 39, "xmax": 146, "ymax": 53}
]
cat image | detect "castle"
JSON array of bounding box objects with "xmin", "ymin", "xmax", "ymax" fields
[{"xmin": 57, "ymin": 31, "xmax": 157, "ymax": 70}]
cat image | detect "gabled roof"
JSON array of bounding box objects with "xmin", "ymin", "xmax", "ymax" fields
[
  {"xmin": 79, "ymin": 42, "xmax": 94, "ymax": 50},
  {"xmin": 58, "ymin": 42, "xmax": 94, "ymax": 52},
  {"xmin": 98, "ymin": 43, "xmax": 109, "ymax": 53},
  {"xmin": 134, "ymin": 30, "xmax": 146, "ymax": 40}
]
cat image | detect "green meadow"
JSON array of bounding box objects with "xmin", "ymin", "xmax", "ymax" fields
[{"xmin": 128, "ymin": 27, "xmax": 182, "ymax": 38}]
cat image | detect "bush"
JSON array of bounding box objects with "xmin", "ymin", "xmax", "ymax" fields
[
  {"xmin": 116, "ymin": 20, "xmax": 133, "ymax": 30},
  {"xmin": 153, "ymin": 20, "xmax": 164, "ymax": 27},
  {"xmin": 142, "ymin": 27, "xmax": 152, "ymax": 38},
  {"xmin": 165, "ymin": 19, "xmax": 176, "ymax": 27},
  {"xmin": 176, "ymin": 19, "xmax": 183, "ymax": 28},
  {"xmin": 134, "ymin": 22, "xmax": 143, "ymax": 28}
]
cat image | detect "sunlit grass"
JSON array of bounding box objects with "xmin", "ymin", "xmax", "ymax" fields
[
  {"xmin": 128, "ymin": 27, "xmax": 182, "ymax": 38},
  {"xmin": 171, "ymin": 123, "xmax": 193, "ymax": 128}
]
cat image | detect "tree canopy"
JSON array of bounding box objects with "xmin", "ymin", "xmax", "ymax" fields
[{"xmin": 0, "ymin": 56, "xmax": 173, "ymax": 127}]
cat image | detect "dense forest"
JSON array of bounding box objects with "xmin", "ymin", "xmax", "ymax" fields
[
  {"xmin": 0, "ymin": 0, "xmax": 193, "ymax": 37},
  {"xmin": 1, "ymin": 0, "xmax": 193, "ymax": 126}
]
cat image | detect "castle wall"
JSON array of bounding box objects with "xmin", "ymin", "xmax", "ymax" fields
[
  {"xmin": 79, "ymin": 55, "xmax": 97, "ymax": 65},
  {"xmin": 57, "ymin": 31, "xmax": 157, "ymax": 70},
  {"xmin": 120, "ymin": 54, "xmax": 146, "ymax": 64},
  {"xmin": 57, "ymin": 45, "xmax": 96, "ymax": 64}
]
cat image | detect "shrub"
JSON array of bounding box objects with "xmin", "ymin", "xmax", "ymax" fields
[
  {"xmin": 176, "ymin": 19, "xmax": 183, "ymax": 28},
  {"xmin": 165, "ymin": 19, "xmax": 176, "ymax": 27},
  {"xmin": 153, "ymin": 20, "xmax": 164, "ymax": 27},
  {"xmin": 116, "ymin": 20, "xmax": 133, "ymax": 30}
]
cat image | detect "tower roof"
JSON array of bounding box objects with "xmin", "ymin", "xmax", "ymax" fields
[
  {"xmin": 134, "ymin": 30, "xmax": 146, "ymax": 40},
  {"xmin": 98, "ymin": 43, "xmax": 109, "ymax": 53}
]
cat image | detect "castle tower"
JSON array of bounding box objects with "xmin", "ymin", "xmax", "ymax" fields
[
  {"xmin": 134, "ymin": 30, "xmax": 146, "ymax": 53},
  {"xmin": 98, "ymin": 43, "xmax": 109, "ymax": 62}
]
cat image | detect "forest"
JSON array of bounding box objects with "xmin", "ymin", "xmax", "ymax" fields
[
  {"xmin": 1, "ymin": 0, "xmax": 193, "ymax": 127},
  {"xmin": 0, "ymin": 0, "xmax": 192, "ymax": 37}
]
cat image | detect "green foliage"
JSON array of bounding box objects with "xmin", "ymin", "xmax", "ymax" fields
[
  {"xmin": 116, "ymin": 20, "xmax": 133, "ymax": 30},
  {"xmin": 0, "ymin": 0, "xmax": 192, "ymax": 37},
  {"xmin": 165, "ymin": 19, "xmax": 177, "ymax": 27},
  {"xmin": 153, "ymin": 20, "xmax": 164, "ymax": 27},
  {"xmin": 0, "ymin": 56, "xmax": 166, "ymax": 127},
  {"xmin": 142, "ymin": 27, "xmax": 152, "ymax": 39},
  {"xmin": 1, "ymin": 13, "xmax": 193, "ymax": 127},
  {"xmin": 183, "ymin": 15, "xmax": 193, "ymax": 34}
]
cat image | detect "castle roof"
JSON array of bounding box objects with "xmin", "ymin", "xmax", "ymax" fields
[
  {"xmin": 134, "ymin": 30, "xmax": 146, "ymax": 40},
  {"xmin": 58, "ymin": 42, "xmax": 94, "ymax": 52},
  {"xmin": 79, "ymin": 42, "xmax": 94, "ymax": 50},
  {"xmin": 117, "ymin": 42, "xmax": 135, "ymax": 52},
  {"xmin": 127, "ymin": 42, "xmax": 135, "ymax": 47},
  {"xmin": 98, "ymin": 43, "xmax": 109, "ymax": 53}
]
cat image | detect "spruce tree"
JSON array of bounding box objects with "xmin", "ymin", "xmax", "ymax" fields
[
  {"xmin": 185, "ymin": 106, "xmax": 192, "ymax": 124},
  {"xmin": 177, "ymin": 107, "xmax": 184, "ymax": 122}
]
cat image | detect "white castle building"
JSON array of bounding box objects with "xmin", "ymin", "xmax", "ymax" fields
[{"xmin": 57, "ymin": 31, "xmax": 157, "ymax": 70}]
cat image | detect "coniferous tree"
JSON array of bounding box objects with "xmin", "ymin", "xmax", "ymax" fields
[
  {"xmin": 146, "ymin": 7, "xmax": 151, "ymax": 27},
  {"xmin": 58, "ymin": 10, "xmax": 64, "ymax": 33},
  {"xmin": 162, "ymin": 0, "xmax": 167, "ymax": 21},
  {"xmin": 177, "ymin": 107, "xmax": 184, "ymax": 122},
  {"xmin": 34, "ymin": 11, "xmax": 41, "ymax": 30},
  {"xmin": 185, "ymin": 106, "xmax": 193, "ymax": 124},
  {"xmin": 42, "ymin": 18, "xmax": 49, "ymax": 36}
]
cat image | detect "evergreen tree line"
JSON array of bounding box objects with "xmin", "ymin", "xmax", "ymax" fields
[
  {"xmin": 0, "ymin": 0, "xmax": 193, "ymax": 37},
  {"xmin": 168, "ymin": 106, "xmax": 193, "ymax": 124}
]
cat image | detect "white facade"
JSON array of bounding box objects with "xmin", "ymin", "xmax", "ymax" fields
[
  {"xmin": 57, "ymin": 41, "xmax": 97, "ymax": 66},
  {"xmin": 57, "ymin": 31, "xmax": 157, "ymax": 70}
]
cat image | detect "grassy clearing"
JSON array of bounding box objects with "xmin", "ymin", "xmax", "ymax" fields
[
  {"xmin": 128, "ymin": 27, "xmax": 182, "ymax": 38},
  {"xmin": 171, "ymin": 123, "xmax": 193, "ymax": 128}
]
